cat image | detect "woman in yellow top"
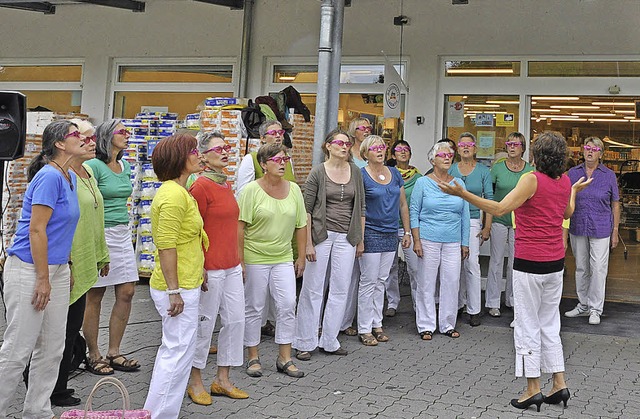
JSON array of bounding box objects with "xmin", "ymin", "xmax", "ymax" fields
[{"xmin": 143, "ymin": 134, "xmax": 208, "ymax": 419}]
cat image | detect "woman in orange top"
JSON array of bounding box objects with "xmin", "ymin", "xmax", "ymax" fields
[{"xmin": 186, "ymin": 132, "xmax": 247, "ymax": 405}]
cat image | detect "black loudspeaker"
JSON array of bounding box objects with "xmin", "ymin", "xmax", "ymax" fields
[{"xmin": 0, "ymin": 91, "xmax": 27, "ymax": 161}]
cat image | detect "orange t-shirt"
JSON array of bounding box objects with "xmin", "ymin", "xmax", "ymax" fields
[{"xmin": 189, "ymin": 177, "xmax": 240, "ymax": 270}]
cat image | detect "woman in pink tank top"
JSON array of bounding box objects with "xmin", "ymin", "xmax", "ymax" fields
[{"xmin": 439, "ymin": 132, "xmax": 592, "ymax": 413}]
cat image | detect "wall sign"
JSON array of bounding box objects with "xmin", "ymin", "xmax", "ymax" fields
[
  {"xmin": 496, "ymin": 113, "xmax": 514, "ymax": 127},
  {"xmin": 447, "ymin": 101, "xmax": 464, "ymax": 127},
  {"xmin": 475, "ymin": 113, "xmax": 493, "ymax": 127}
]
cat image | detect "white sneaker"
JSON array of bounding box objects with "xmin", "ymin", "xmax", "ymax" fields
[
  {"xmin": 589, "ymin": 312, "xmax": 601, "ymax": 325},
  {"xmin": 564, "ymin": 305, "xmax": 589, "ymax": 318},
  {"xmin": 488, "ymin": 308, "xmax": 501, "ymax": 317}
]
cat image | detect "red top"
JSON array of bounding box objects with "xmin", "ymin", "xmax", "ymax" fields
[
  {"xmin": 514, "ymin": 171, "xmax": 571, "ymax": 262},
  {"xmin": 189, "ymin": 177, "xmax": 240, "ymax": 270}
]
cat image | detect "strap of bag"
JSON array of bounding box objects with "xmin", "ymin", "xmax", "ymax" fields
[{"xmin": 83, "ymin": 376, "xmax": 131, "ymax": 419}]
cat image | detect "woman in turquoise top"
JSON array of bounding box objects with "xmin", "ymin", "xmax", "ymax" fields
[
  {"xmin": 410, "ymin": 142, "xmax": 470, "ymax": 340},
  {"xmin": 385, "ymin": 140, "xmax": 422, "ymax": 316},
  {"xmin": 449, "ymin": 132, "xmax": 493, "ymax": 327},
  {"xmin": 83, "ymin": 119, "xmax": 140, "ymax": 374}
]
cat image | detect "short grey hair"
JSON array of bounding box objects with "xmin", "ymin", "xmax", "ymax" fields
[
  {"xmin": 259, "ymin": 120, "xmax": 282, "ymax": 138},
  {"xmin": 458, "ymin": 132, "xmax": 476, "ymax": 142},
  {"xmin": 197, "ymin": 131, "xmax": 225, "ymax": 152},
  {"xmin": 428, "ymin": 142, "xmax": 454, "ymax": 162},
  {"xmin": 95, "ymin": 119, "xmax": 124, "ymax": 163},
  {"xmin": 359, "ymin": 135, "xmax": 385, "ymax": 162}
]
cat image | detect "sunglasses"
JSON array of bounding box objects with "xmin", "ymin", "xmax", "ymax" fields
[
  {"xmin": 203, "ymin": 144, "xmax": 232, "ymax": 154},
  {"xmin": 394, "ymin": 146, "xmax": 411, "ymax": 152},
  {"xmin": 113, "ymin": 129, "xmax": 130, "ymax": 136},
  {"xmin": 189, "ymin": 148, "xmax": 199, "ymax": 155},
  {"xmin": 435, "ymin": 152, "xmax": 454, "ymax": 159},
  {"xmin": 64, "ymin": 131, "xmax": 82, "ymax": 140},
  {"xmin": 458, "ymin": 142, "xmax": 475, "ymax": 148},
  {"xmin": 330, "ymin": 139, "xmax": 352, "ymax": 148},
  {"xmin": 356, "ymin": 125, "xmax": 372, "ymax": 132},
  {"xmin": 268, "ymin": 155, "xmax": 291, "ymax": 164},
  {"xmin": 83, "ymin": 135, "xmax": 97, "ymax": 144},
  {"xmin": 583, "ymin": 145, "xmax": 602, "ymax": 152},
  {"xmin": 265, "ymin": 129, "xmax": 285, "ymax": 136},
  {"xmin": 368, "ymin": 144, "xmax": 387, "ymax": 152},
  {"xmin": 505, "ymin": 141, "xmax": 522, "ymax": 148}
]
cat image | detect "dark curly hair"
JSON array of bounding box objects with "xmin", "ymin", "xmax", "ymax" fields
[{"xmin": 532, "ymin": 131, "xmax": 567, "ymax": 179}]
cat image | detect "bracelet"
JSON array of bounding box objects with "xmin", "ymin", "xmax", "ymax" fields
[
  {"xmin": 403, "ymin": 231, "xmax": 411, "ymax": 236},
  {"xmin": 165, "ymin": 288, "xmax": 183, "ymax": 295}
]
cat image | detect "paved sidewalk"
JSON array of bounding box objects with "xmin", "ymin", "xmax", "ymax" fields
[{"xmin": 2, "ymin": 283, "xmax": 640, "ymax": 418}]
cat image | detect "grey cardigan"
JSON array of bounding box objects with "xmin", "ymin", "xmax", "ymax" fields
[{"xmin": 304, "ymin": 162, "xmax": 365, "ymax": 247}]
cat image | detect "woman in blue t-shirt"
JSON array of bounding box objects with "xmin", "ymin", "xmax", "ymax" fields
[
  {"xmin": 0, "ymin": 120, "xmax": 85, "ymax": 418},
  {"xmin": 357, "ymin": 135, "xmax": 411, "ymax": 346}
]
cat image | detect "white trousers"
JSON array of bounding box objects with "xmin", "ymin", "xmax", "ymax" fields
[
  {"xmin": 144, "ymin": 287, "xmax": 200, "ymax": 419},
  {"xmin": 486, "ymin": 223, "xmax": 515, "ymax": 309},
  {"xmin": 357, "ymin": 252, "xmax": 395, "ymax": 334},
  {"xmin": 244, "ymin": 262, "xmax": 296, "ymax": 347},
  {"xmin": 386, "ymin": 229, "xmax": 419, "ymax": 310},
  {"xmin": 415, "ymin": 240, "xmax": 461, "ymax": 333},
  {"xmin": 0, "ymin": 256, "xmax": 70, "ymax": 419},
  {"xmin": 458, "ymin": 219, "xmax": 483, "ymax": 315},
  {"xmin": 340, "ymin": 261, "xmax": 360, "ymax": 330},
  {"xmin": 512, "ymin": 269, "xmax": 565, "ymax": 378},
  {"xmin": 193, "ymin": 265, "xmax": 245, "ymax": 369},
  {"xmin": 570, "ymin": 234, "xmax": 610, "ymax": 315},
  {"xmin": 294, "ymin": 232, "xmax": 356, "ymax": 352}
]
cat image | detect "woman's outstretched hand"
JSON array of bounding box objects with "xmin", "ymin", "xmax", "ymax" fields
[
  {"xmin": 572, "ymin": 176, "xmax": 593, "ymax": 192},
  {"xmin": 438, "ymin": 180, "xmax": 465, "ymax": 196}
]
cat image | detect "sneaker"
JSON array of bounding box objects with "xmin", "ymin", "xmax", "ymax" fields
[
  {"xmin": 488, "ymin": 308, "xmax": 501, "ymax": 317},
  {"xmin": 564, "ymin": 305, "xmax": 589, "ymax": 318},
  {"xmin": 469, "ymin": 314, "xmax": 481, "ymax": 327},
  {"xmin": 589, "ymin": 311, "xmax": 601, "ymax": 325},
  {"xmin": 385, "ymin": 308, "xmax": 396, "ymax": 317}
]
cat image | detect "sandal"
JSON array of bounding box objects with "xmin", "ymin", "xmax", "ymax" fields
[
  {"xmin": 419, "ymin": 331, "xmax": 433, "ymax": 341},
  {"xmin": 106, "ymin": 354, "xmax": 140, "ymax": 372},
  {"xmin": 276, "ymin": 358, "xmax": 304, "ymax": 378},
  {"xmin": 85, "ymin": 357, "xmax": 114, "ymax": 375},
  {"xmin": 443, "ymin": 329, "xmax": 460, "ymax": 338},
  {"xmin": 246, "ymin": 358, "xmax": 263, "ymax": 378},
  {"xmin": 372, "ymin": 328, "xmax": 389, "ymax": 342},
  {"xmin": 295, "ymin": 350, "xmax": 311, "ymax": 361},
  {"xmin": 359, "ymin": 333, "xmax": 378, "ymax": 346},
  {"xmin": 341, "ymin": 327, "xmax": 358, "ymax": 336}
]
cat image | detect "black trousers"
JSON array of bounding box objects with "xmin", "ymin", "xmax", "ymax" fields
[{"xmin": 52, "ymin": 294, "xmax": 86, "ymax": 397}]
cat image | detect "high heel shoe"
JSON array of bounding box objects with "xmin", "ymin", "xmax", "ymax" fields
[
  {"xmin": 510, "ymin": 392, "xmax": 544, "ymax": 412},
  {"xmin": 544, "ymin": 388, "xmax": 570, "ymax": 407}
]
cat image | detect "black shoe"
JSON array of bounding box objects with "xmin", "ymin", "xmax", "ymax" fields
[
  {"xmin": 51, "ymin": 394, "xmax": 81, "ymax": 407},
  {"xmin": 320, "ymin": 347, "xmax": 348, "ymax": 356},
  {"xmin": 276, "ymin": 358, "xmax": 304, "ymax": 378},
  {"xmin": 544, "ymin": 388, "xmax": 570, "ymax": 407},
  {"xmin": 469, "ymin": 314, "xmax": 481, "ymax": 327},
  {"xmin": 261, "ymin": 320, "xmax": 276, "ymax": 337},
  {"xmin": 510, "ymin": 392, "xmax": 543, "ymax": 412}
]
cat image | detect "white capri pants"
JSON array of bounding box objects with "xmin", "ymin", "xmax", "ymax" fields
[
  {"xmin": 144, "ymin": 287, "xmax": 200, "ymax": 419},
  {"xmin": 244, "ymin": 262, "xmax": 296, "ymax": 347},
  {"xmin": 357, "ymin": 252, "xmax": 395, "ymax": 334},
  {"xmin": 294, "ymin": 231, "xmax": 356, "ymax": 352},
  {"xmin": 193, "ymin": 264, "xmax": 245, "ymax": 369},
  {"xmin": 415, "ymin": 240, "xmax": 461, "ymax": 333},
  {"xmin": 0, "ymin": 257, "xmax": 70, "ymax": 419},
  {"xmin": 570, "ymin": 234, "xmax": 610, "ymax": 315},
  {"xmin": 512, "ymin": 269, "xmax": 565, "ymax": 378},
  {"xmin": 386, "ymin": 229, "xmax": 419, "ymax": 311},
  {"xmin": 341, "ymin": 261, "xmax": 360, "ymax": 331},
  {"xmin": 486, "ymin": 223, "xmax": 515, "ymax": 309},
  {"xmin": 459, "ymin": 218, "xmax": 483, "ymax": 315}
]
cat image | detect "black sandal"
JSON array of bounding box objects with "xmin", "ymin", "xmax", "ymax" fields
[
  {"xmin": 85, "ymin": 357, "xmax": 114, "ymax": 375},
  {"xmin": 443, "ymin": 329, "xmax": 460, "ymax": 338},
  {"xmin": 419, "ymin": 331, "xmax": 433, "ymax": 341}
]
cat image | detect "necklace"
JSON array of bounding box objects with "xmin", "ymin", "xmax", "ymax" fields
[
  {"xmin": 71, "ymin": 166, "xmax": 99, "ymax": 209},
  {"xmin": 506, "ymin": 159, "xmax": 524, "ymax": 172},
  {"xmin": 50, "ymin": 160, "xmax": 74, "ymax": 191},
  {"xmin": 433, "ymin": 171, "xmax": 451, "ymax": 183}
]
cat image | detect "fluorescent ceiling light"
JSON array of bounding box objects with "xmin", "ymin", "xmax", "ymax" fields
[
  {"xmin": 624, "ymin": 116, "xmax": 634, "ymax": 119},
  {"xmin": 551, "ymin": 118, "xmax": 587, "ymax": 122},
  {"xmin": 447, "ymin": 69, "xmax": 514, "ymax": 74},
  {"xmin": 614, "ymin": 110, "xmax": 636, "ymax": 114},
  {"xmin": 550, "ymin": 105, "xmax": 600, "ymax": 109},
  {"xmin": 464, "ymin": 104, "xmax": 500, "ymax": 108},
  {"xmin": 532, "ymin": 96, "xmax": 580, "ymax": 100},
  {"xmin": 603, "ymin": 137, "xmax": 634, "ymax": 147},
  {"xmin": 278, "ymin": 76, "xmax": 296, "ymax": 81},
  {"xmin": 531, "ymin": 108, "xmax": 560, "ymax": 112},
  {"xmin": 591, "ymin": 101, "xmax": 635, "ymax": 106},
  {"xmin": 540, "ymin": 114, "xmax": 583, "ymax": 119},
  {"xmin": 531, "ymin": 101, "xmax": 537, "ymax": 104},
  {"xmin": 486, "ymin": 100, "xmax": 520, "ymax": 104},
  {"xmin": 588, "ymin": 118, "xmax": 629, "ymax": 122},
  {"xmin": 571, "ymin": 113, "xmax": 617, "ymax": 117}
]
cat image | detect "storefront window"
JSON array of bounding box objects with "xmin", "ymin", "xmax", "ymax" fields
[
  {"xmin": 445, "ymin": 61, "xmax": 521, "ymax": 77},
  {"xmin": 118, "ymin": 65, "xmax": 232, "ymax": 83},
  {"xmin": 20, "ymin": 90, "xmax": 82, "ymax": 113},
  {"xmin": 113, "ymin": 91, "xmax": 233, "ymax": 119},
  {"xmin": 528, "ymin": 61, "xmax": 640, "ymax": 77},
  {"xmin": 273, "ymin": 64, "xmax": 406, "ymax": 84},
  {"xmin": 0, "ymin": 65, "xmax": 82, "ymax": 82}
]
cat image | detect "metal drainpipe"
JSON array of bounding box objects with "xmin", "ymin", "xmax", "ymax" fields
[
  {"xmin": 238, "ymin": 0, "xmax": 254, "ymax": 98},
  {"xmin": 327, "ymin": 0, "xmax": 344, "ymax": 133},
  {"xmin": 313, "ymin": 0, "xmax": 335, "ymax": 165}
]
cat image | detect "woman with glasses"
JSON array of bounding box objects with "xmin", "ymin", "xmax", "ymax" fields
[
  {"xmin": 347, "ymin": 117, "xmax": 372, "ymax": 169},
  {"xmin": 144, "ymin": 134, "xmax": 208, "ymax": 418},
  {"xmin": 0, "ymin": 120, "xmax": 83, "ymax": 418},
  {"xmin": 411, "ymin": 142, "xmax": 469, "ymax": 340},
  {"xmin": 185, "ymin": 132, "xmax": 248, "ymax": 405},
  {"xmin": 83, "ymin": 120, "xmax": 140, "ymax": 375},
  {"xmin": 384, "ymin": 140, "xmax": 422, "ymax": 316},
  {"xmin": 357, "ymin": 135, "xmax": 411, "ymax": 346},
  {"xmin": 293, "ymin": 129, "xmax": 365, "ymax": 360},
  {"xmin": 564, "ymin": 137, "xmax": 620, "ymax": 326},
  {"xmin": 239, "ymin": 143, "xmax": 307, "ymax": 378},
  {"xmin": 485, "ymin": 132, "xmax": 534, "ymax": 318},
  {"xmin": 449, "ymin": 132, "xmax": 493, "ymax": 327}
]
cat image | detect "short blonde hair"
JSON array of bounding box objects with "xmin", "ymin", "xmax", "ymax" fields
[
  {"xmin": 347, "ymin": 117, "xmax": 371, "ymax": 139},
  {"xmin": 360, "ymin": 135, "xmax": 385, "ymax": 162},
  {"xmin": 69, "ymin": 118, "xmax": 94, "ymax": 135}
]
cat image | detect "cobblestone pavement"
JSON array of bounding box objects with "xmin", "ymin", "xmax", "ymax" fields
[{"xmin": 2, "ymin": 283, "xmax": 639, "ymax": 418}]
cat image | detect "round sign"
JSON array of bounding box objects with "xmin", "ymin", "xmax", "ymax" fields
[{"xmin": 385, "ymin": 83, "xmax": 401, "ymax": 110}]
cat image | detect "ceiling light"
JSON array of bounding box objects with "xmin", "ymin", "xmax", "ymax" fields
[
  {"xmin": 624, "ymin": 116, "xmax": 634, "ymax": 119},
  {"xmin": 603, "ymin": 137, "xmax": 634, "ymax": 147},
  {"xmin": 614, "ymin": 110, "xmax": 636, "ymax": 114},
  {"xmin": 550, "ymin": 118, "xmax": 587, "ymax": 122},
  {"xmin": 588, "ymin": 118, "xmax": 629, "ymax": 122},
  {"xmin": 447, "ymin": 69, "xmax": 514, "ymax": 74},
  {"xmin": 531, "ymin": 101, "xmax": 537, "ymax": 104},
  {"xmin": 531, "ymin": 108, "xmax": 560, "ymax": 112},
  {"xmin": 550, "ymin": 105, "xmax": 600, "ymax": 109},
  {"xmin": 278, "ymin": 75, "xmax": 296, "ymax": 81},
  {"xmin": 463, "ymin": 104, "xmax": 500, "ymax": 108},
  {"xmin": 539, "ymin": 114, "xmax": 584, "ymax": 119},
  {"xmin": 591, "ymin": 101, "xmax": 635, "ymax": 106},
  {"xmin": 571, "ymin": 113, "xmax": 617, "ymax": 117},
  {"xmin": 486, "ymin": 100, "xmax": 520, "ymax": 104},
  {"xmin": 532, "ymin": 96, "xmax": 580, "ymax": 101}
]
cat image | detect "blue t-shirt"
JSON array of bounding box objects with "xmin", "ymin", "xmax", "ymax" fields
[
  {"xmin": 449, "ymin": 162, "xmax": 493, "ymax": 220},
  {"xmin": 8, "ymin": 165, "xmax": 80, "ymax": 264},
  {"xmin": 362, "ymin": 166, "xmax": 404, "ymax": 233},
  {"xmin": 410, "ymin": 176, "xmax": 470, "ymax": 246}
]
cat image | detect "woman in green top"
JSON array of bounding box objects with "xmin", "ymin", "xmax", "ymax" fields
[
  {"xmin": 51, "ymin": 119, "xmax": 110, "ymax": 406},
  {"xmin": 385, "ymin": 140, "xmax": 422, "ymax": 316},
  {"xmin": 84, "ymin": 120, "xmax": 140, "ymax": 374},
  {"xmin": 239, "ymin": 143, "xmax": 307, "ymax": 379}
]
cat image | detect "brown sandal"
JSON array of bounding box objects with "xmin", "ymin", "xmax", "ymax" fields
[
  {"xmin": 359, "ymin": 333, "xmax": 378, "ymax": 346},
  {"xmin": 107, "ymin": 354, "xmax": 140, "ymax": 372},
  {"xmin": 372, "ymin": 328, "xmax": 389, "ymax": 342},
  {"xmin": 86, "ymin": 357, "xmax": 114, "ymax": 375},
  {"xmin": 341, "ymin": 327, "xmax": 358, "ymax": 336}
]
